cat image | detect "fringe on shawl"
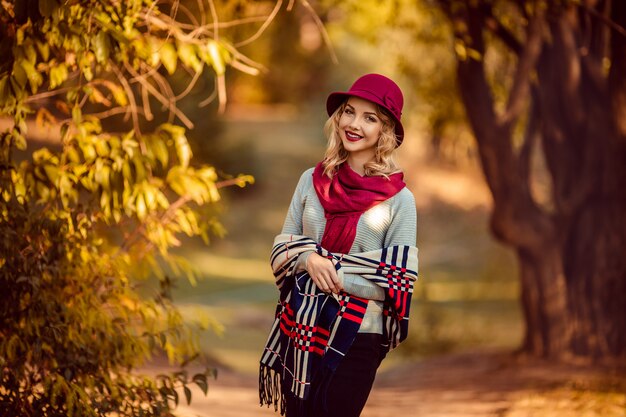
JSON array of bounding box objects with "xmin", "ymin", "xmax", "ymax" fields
[{"xmin": 259, "ymin": 364, "xmax": 286, "ymax": 415}]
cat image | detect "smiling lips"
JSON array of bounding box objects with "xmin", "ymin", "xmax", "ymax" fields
[{"xmin": 345, "ymin": 130, "xmax": 363, "ymax": 142}]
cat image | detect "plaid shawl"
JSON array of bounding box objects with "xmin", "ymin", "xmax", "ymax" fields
[{"xmin": 259, "ymin": 234, "xmax": 419, "ymax": 414}]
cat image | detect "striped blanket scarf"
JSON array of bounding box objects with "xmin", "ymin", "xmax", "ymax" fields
[{"xmin": 259, "ymin": 234, "xmax": 419, "ymax": 414}]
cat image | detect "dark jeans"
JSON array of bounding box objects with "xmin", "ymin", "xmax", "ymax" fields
[{"xmin": 286, "ymin": 333, "xmax": 385, "ymax": 417}]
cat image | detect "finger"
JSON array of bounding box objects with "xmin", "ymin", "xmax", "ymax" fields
[
  {"xmin": 323, "ymin": 273, "xmax": 339, "ymax": 294},
  {"xmin": 313, "ymin": 275, "xmax": 330, "ymax": 293},
  {"xmin": 331, "ymin": 275, "xmax": 342, "ymax": 291},
  {"xmin": 323, "ymin": 267, "xmax": 340, "ymax": 292},
  {"xmin": 322, "ymin": 272, "xmax": 337, "ymax": 293}
]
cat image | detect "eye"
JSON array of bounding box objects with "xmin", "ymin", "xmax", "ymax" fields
[
  {"xmin": 344, "ymin": 108, "xmax": 354, "ymax": 115},
  {"xmin": 366, "ymin": 116, "xmax": 378, "ymax": 123}
]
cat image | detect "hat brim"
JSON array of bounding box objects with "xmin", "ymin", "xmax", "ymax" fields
[{"xmin": 326, "ymin": 91, "xmax": 404, "ymax": 145}]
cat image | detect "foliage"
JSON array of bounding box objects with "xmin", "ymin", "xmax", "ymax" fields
[{"xmin": 0, "ymin": 0, "xmax": 300, "ymax": 415}]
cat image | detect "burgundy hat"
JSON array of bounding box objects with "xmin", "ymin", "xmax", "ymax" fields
[{"xmin": 326, "ymin": 73, "xmax": 405, "ymax": 145}]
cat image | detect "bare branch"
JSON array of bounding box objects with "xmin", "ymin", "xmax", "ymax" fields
[
  {"xmin": 235, "ymin": 0, "xmax": 283, "ymax": 47},
  {"xmin": 124, "ymin": 62, "xmax": 194, "ymax": 129},
  {"xmin": 221, "ymin": 42, "xmax": 268, "ymax": 72},
  {"xmin": 59, "ymin": 106, "xmax": 148, "ymax": 125},
  {"xmin": 141, "ymin": 82, "xmax": 154, "ymax": 121},
  {"xmin": 174, "ymin": 68, "xmax": 203, "ymax": 101},
  {"xmin": 109, "ymin": 61, "xmax": 142, "ymax": 136},
  {"xmin": 230, "ymin": 59, "xmax": 261, "ymax": 76},
  {"xmin": 196, "ymin": 0, "xmax": 206, "ymax": 27},
  {"xmin": 216, "ymin": 74, "xmax": 226, "ymax": 114},
  {"xmin": 208, "ymin": 0, "xmax": 219, "ymax": 40},
  {"xmin": 25, "ymin": 86, "xmax": 74, "ymax": 103},
  {"xmin": 198, "ymin": 78, "xmax": 218, "ymax": 107},
  {"xmin": 139, "ymin": 62, "xmax": 182, "ymax": 125},
  {"xmin": 217, "ymin": 15, "xmax": 270, "ymax": 29},
  {"xmin": 298, "ymin": 0, "xmax": 339, "ymax": 65},
  {"xmin": 167, "ymin": 0, "xmax": 201, "ymax": 28}
]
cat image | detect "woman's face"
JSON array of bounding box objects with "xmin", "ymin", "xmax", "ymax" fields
[{"xmin": 338, "ymin": 97, "xmax": 382, "ymax": 159}]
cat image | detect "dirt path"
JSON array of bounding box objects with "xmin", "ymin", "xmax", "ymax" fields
[{"xmin": 169, "ymin": 350, "xmax": 626, "ymax": 417}]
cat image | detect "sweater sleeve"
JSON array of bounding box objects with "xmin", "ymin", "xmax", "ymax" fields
[
  {"xmin": 383, "ymin": 187, "xmax": 417, "ymax": 248},
  {"xmin": 280, "ymin": 168, "xmax": 316, "ymax": 272}
]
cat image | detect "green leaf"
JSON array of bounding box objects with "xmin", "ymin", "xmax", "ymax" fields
[{"xmin": 49, "ymin": 64, "xmax": 68, "ymax": 89}]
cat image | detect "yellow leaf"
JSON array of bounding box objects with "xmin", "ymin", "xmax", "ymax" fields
[
  {"xmin": 101, "ymin": 80, "xmax": 128, "ymax": 106},
  {"xmin": 152, "ymin": 137, "xmax": 169, "ymax": 167},
  {"xmin": 207, "ymin": 40, "xmax": 225, "ymax": 75},
  {"xmin": 43, "ymin": 164, "xmax": 59, "ymax": 183},
  {"xmin": 136, "ymin": 193, "xmax": 146, "ymax": 219},
  {"xmin": 133, "ymin": 157, "xmax": 146, "ymax": 182},
  {"xmin": 177, "ymin": 41, "xmax": 203, "ymax": 72},
  {"xmin": 143, "ymin": 185, "xmax": 156, "ymax": 210},
  {"xmin": 208, "ymin": 183, "xmax": 220, "ymax": 202},
  {"xmin": 49, "ymin": 64, "xmax": 68, "ymax": 89},
  {"xmin": 100, "ymin": 191, "xmax": 110, "ymax": 211},
  {"xmin": 159, "ymin": 41, "xmax": 178, "ymax": 75},
  {"xmin": 93, "ymin": 31, "xmax": 110, "ymax": 63}
]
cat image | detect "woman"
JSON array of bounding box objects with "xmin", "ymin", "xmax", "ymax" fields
[{"xmin": 260, "ymin": 74, "xmax": 418, "ymax": 417}]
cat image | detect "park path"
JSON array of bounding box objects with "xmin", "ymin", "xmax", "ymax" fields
[{"xmin": 167, "ymin": 350, "xmax": 626, "ymax": 417}]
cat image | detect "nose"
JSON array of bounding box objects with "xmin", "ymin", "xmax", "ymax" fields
[{"xmin": 347, "ymin": 116, "xmax": 362, "ymax": 132}]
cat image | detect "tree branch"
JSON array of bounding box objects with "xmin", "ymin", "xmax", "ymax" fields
[
  {"xmin": 484, "ymin": 12, "xmax": 523, "ymax": 55},
  {"xmin": 500, "ymin": 11, "xmax": 544, "ymax": 126},
  {"xmin": 452, "ymin": 1, "xmax": 553, "ymax": 249},
  {"xmin": 580, "ymin": 1, "xmax": 626, "ymax": 38},
  {"xmin": 235, "ymin": 0, "xmax": 283, "ymax": 47},
  {"xmin": 109, "ymin": 61, "xmax": 142, "ymax": 136},
  {"xmin": 519, "ymin": 86, "xmax": 540, "ymax": 188},
  {"xmin": 299, "ymin": 0, "xmax": 338, "ymax": 65},
  {"xmin": 124, "ymin": 62, "xmax": 194, "ymax": 129}
]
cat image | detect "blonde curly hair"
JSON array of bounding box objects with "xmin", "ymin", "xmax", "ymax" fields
[{"xmin": 321, "ymin": 100, "xmax": 399, "ymax": 179}]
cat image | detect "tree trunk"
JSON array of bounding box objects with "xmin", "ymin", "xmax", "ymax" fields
[
  {"xmin": 444, "ymin": 0, "xmax": 626, "ymax": 361},
  {"xmin": 535, "ymin": 4, "xmax": 626, "ymax": 360},
  {"xmin": 517, "ymin": 245, "xmax": 570, "ymax": 357}
]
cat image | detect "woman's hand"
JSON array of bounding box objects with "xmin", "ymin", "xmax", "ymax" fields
[{"xmin": 306, "ymin": 252, "xmax": 343, "ymax": 294}]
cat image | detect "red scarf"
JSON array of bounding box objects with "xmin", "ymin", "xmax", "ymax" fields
[{"xmin": 312, "ymin": 161, "xmax": 406, "ymax": 253}]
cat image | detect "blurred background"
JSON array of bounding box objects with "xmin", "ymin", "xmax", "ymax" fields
[
  {"xmin": 5, "ymin": 0, "xmax": 625, "ymax": 415},
  {"xmin": 162, "ymin": 0, "xmax": 521, "ymax": 376}
]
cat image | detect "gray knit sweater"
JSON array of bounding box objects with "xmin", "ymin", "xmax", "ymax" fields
[{"xmin": 281, "ymin": 167, "xmax": 417, "ymax": 334}]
